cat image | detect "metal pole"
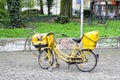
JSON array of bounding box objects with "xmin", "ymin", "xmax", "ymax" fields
[{"xmin": 80, "ymin": 0, "xmax": 84, "ymax": 37}]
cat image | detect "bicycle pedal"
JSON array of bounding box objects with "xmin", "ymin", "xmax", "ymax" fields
[
  {"xmin": 96, "ymin": 54, "xmax": 99, "ymax": 60},
  {"xmin": 55, "ymin": 63, "xmax": 60, "ymax": 68},
  {"xmin": 96, "ymin": 54, "xmax": 99, "ymax": 58}
]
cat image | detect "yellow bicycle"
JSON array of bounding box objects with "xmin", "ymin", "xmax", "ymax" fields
[{"xmin": 32, "ymin": 31, "xmax": 99, "ymax": 72}]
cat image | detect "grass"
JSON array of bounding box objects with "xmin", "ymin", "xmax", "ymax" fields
[
  {"xmin": 0, "ymin": 20, "xmax": 120, "ymax": 38},
  {"xmin": 0, "ymin": 28, "xmax": 33, "ymax": 38},
  {"xmin": 33, "ymin": 22, "xmax": 80, "ymax": 38}
]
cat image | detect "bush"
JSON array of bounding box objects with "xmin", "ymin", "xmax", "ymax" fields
[
  {"xmin": 21, "ymin": 9, "xmax": 41, "ymax": 27},
  {"xmin": 21, "ymin": 9, "xmax": 40, "ymax": 16},
  {"xmin": 55, "ymin": 15, "xmax": 69, "ymax": 24}
]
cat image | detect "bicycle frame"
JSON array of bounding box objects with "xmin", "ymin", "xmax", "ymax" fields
[
  {"xmin": 54, "ymin": 46, "xmax": 77, "ymax": 61},
  {"xmin": 40, "ymin": 42, "xmax": 87, "ymax": 63}
]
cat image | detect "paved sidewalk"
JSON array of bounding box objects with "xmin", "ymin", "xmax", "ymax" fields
[{"xmin": 0, "ymin": 49, "xmax": 120, "ymax": 80}]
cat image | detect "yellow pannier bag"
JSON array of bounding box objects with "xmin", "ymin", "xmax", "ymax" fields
[
  {"xmin": 46, "ymin": 33, "xmax": 55, "ymax": 47},
  {"xmin": 32, "ymin": 33, "xmax": 55, "ymax": 48},
  {"xmin": 82, "ymin": 31, "xmax": 99, "ymax": 49}
]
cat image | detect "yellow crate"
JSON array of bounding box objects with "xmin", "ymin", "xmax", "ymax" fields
[
  {"xmin": 32, "ymin": 33, "xmax": 55, "ymax": 48},
  {"xmin": 82, "ymin": 31, "xmax": 99, "ymax": 49}
]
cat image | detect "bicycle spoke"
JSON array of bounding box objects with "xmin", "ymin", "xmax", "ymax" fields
[
  {"xmin": 76, "ymin": 49, "xmax": 97, "ymax": 72},
  {"xmin": 38, "ymin": 50, "xmax": 54, "ymax": 69}
]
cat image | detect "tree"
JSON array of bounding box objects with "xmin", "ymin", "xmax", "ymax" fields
[
  {"xmin": 21, "ymin": 0, "xmax": 36, "ymax": 17},
  {"xmin": 0, "ymin": 0, "xmax": 6, "ymax": 8},
  {"xmin": 46, "ymin": 0, "xmax": 54, "ymax": 15},
  {"xmin": 60, "ymin": 0, "xmax": 72, "ymax": 18},
  {"xmin": 37, "ymin": 0, "xmax": 44, "ymax": 14},
  {"xmin": 6, "ymin": 0, "xmax": 21, "ymax": 28},
  {"xmin": 22, "ymin": 0, "xmax": 35, "ymax": 8},
  {"xmin": 0, "ymin": 0, "xmax": 9, "ymax": 28}
]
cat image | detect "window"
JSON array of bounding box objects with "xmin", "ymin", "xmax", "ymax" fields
[
  {"xmin": 118, "ymin": 2, "xmax": 120, "ymax": 14},
  {"xmin": 108, "ymin": 5, "xmax": 115, "ymax": 18}
]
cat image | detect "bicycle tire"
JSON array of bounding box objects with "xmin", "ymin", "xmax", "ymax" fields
[
  {"xmin": 38, "ymin": 49, "xmax": 54, "ymax": 69},
  {"xmin": 76, "ymin": 49, "xmax": 97, "ymax": 72}
]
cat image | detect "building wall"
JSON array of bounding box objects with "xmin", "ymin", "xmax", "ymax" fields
[
  {"xmin": 73, "ymin": 0, "xmax": 90, "ymax": 9},
  {"xmin": 93, "ymin": 0, "xmax": 120, "ymax": 18}
]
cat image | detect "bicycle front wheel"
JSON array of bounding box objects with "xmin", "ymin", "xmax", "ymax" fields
[
  {"xmin": 76, "ymin": 49, "xmax": 97, "ymax": 72},
  {"xmin": 38, "ymin": 49, "xmax": 54, "ymax": 69}
]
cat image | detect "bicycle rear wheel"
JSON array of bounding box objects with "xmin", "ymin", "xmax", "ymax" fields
[
  {"xmin": 76, "ymin": 49, "xmax": 97, "ymax": 72},
  {"xmin": 38, "ymin": 49, "xmax": 54, "ymax": 69}
]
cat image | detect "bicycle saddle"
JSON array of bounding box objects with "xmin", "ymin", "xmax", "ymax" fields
[{"xmin": 73, "ymin": 38, "xmax": 81, "ymax": 43}]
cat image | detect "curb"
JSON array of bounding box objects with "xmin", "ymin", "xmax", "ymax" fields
[{"xmin": 0, "ymin": 37, "xmax": 120, "ymax": 51}]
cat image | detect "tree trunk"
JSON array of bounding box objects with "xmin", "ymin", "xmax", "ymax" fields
[
  {"xmin": 47, "ymin": 1, "xmax": 51, "ymax": 15},
  {"xmin": 6, "ymin": 0, "xmax": 21, "ymax": 28},
  {"xmin": 40, "ymin": 0, "xmax": 44, "ymax": 14},
  {"xmin": 46, "ymin": 0, "xmax": 53, "ymax": 15},
  {"xmin": 60, "ymin": 0, "xmax": 72, "ymax": 18}
]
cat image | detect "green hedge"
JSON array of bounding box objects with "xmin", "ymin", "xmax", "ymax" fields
[
  {"xmin": 21, "ymin": 15, "xmax": 57, "ymax": 23},
  {"xmin": 21, "ymin": 9, "xmax": 58, "ymax": 23}
]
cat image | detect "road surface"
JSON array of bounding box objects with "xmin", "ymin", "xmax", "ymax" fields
[{"xmin": 0, "ymin": 49, "xmax": 120, "ymax": 80}]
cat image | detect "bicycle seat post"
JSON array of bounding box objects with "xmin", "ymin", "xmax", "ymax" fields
[{"xmin": 75, "ymin": 42, "xmax": 79, "ymax": 47}]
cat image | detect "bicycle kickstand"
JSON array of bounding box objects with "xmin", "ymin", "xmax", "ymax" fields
[{"xmin": 67, "ymin": 63, "xmax": 71, "ymax": 71}]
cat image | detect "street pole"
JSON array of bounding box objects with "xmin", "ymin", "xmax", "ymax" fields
[{"xmin": 80, "ymin": 0, "xmax": 84, "ymax": 37}]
